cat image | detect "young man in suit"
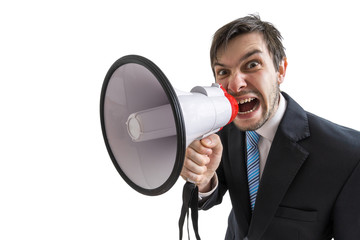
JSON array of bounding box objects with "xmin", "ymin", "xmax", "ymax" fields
[{"xmin": 181, "ymin": 15, "xmax": 360, "ymax": 239}]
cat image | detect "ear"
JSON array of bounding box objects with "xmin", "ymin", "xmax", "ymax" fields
[{"xmin": 277, "ymin": 57, "xmax": 288, "ymax": 84}]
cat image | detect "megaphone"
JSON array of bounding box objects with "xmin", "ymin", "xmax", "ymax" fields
[{"xmin": 100, "ymin": 55, "xmax": 238, "ymax": 196}]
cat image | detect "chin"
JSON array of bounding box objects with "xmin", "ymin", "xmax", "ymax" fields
[
  {"xmin": 233, "ymin": 119, "xmax": 259, "ymax": 131},
  {"xmin": 233, "ymin": 112, "xmax": 267, "ymax": 131}
]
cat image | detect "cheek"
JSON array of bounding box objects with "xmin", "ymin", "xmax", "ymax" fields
[
  {"xmin": 250, "ymin": 77, "xmax": 267, "ymax": 99},
  {"xmin": 215, "ymin": 79, "xmax": 228, "ymax": 89},
  {"xmin": 255, "ymin": 73, "xmax": 276, "ymax": 97},
  {"xmin": 252, "ymin": 85, "xmax": 276, "ymax": 114}
]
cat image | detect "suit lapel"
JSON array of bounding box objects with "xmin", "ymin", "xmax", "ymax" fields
[
  {"xmin": 226, "ymin": 124, "xmax": 252, "ymax": 236},
  {"xmin": 247, "ymin": 93, "xmax": 310, "ymax": 240}
]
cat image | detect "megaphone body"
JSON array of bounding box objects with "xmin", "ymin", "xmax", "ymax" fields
[
  {"xmin": 100, "ymin": 55, "xmax": 238, "ymax": 195},
  {"xmin": 126, "ymin": 84, "xmax": 238, "ymax": 145}
]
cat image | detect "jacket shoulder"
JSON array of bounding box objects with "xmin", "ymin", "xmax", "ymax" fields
[{"xmin": 305, "ymin": 111, "xmax": 360, "ymax": 151}]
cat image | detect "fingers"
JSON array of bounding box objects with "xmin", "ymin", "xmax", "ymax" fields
[
  {"xmin": 181, "ymin": 141, "xmax": 209, "ymax": 185},
  {"xmin": 180, "ymin": 134, "xmax": 223, "ymax": 187},
  {"xmin": 185, "ymin": 142, "xmax": 211, "ymax": 166},
  {"xmin": 183, "ymin": 151, "xmax": 209, "ymax": 175}
]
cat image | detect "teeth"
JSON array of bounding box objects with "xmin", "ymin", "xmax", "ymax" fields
[
  {"xmin": 238, "ymin": 97, "xmax": 257, "ymax": 114},
  {"xmin": 238, "ymin": 108, "xmax": 256, "ymax": 115},
  {"xmin": 238, "ymin": 97, "xmax": 255, "ymax": 104}
]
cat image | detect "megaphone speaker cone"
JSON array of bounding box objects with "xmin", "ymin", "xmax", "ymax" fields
[
  {"xmin": 100, "ymin": 55, "xmax": 186, "ymax": 196},
  {"xmin": 100, "ymin": 55, "xmax": 238, "ymax": 196}
]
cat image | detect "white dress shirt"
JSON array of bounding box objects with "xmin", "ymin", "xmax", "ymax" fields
[
  {"xmin": 199, "ymin": 93, "xmax": 287, "ymax": 198},
  {"xmin": 256, "ymin": 93, "xmax": 287, "ymax": 178}
]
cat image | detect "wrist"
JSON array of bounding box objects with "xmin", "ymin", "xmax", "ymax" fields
[
  {"xmin": 198, "ymin": 181, "xmax": 212, "ymax": 193},
  {"xmin": 198, "ymin": 173, "xmax": 218, "ymax": 193}
]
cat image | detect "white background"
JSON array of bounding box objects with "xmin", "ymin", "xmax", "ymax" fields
[{"xmin": 1, "ymin": 0, "xmax": 359, "ymax": 239}]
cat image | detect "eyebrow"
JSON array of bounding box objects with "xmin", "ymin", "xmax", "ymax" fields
[{"xmin": 213, "ymin": 49, "xmax": 263, "ymax": 68}]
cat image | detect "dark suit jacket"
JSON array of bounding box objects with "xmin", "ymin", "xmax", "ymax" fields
[{"xmin": 201, "ymin": 92, "xmax": 360, "ymax": 240}]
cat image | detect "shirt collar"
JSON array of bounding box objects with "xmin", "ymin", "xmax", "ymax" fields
[{"xmin": 256, "ymin": 93, "xmax": 287, "ymax": 142}]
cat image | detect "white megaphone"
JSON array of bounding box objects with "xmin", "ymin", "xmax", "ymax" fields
[{"xmin": 100, "ymin": 55, "xmax": 238, "ymax": 196}]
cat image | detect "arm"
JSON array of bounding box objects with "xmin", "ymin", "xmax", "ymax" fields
[
  {"xmin": 180, "ymin": 133, "xmax": 229, "ymax": 210},
  {"xmin": 199, "ymin": 167, "xmax": 228, "ymax": 210}
]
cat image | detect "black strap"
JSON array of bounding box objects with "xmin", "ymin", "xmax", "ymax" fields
[{"xmin": 179, "ymin": 182, "xmax": 201, "ymax": 240}]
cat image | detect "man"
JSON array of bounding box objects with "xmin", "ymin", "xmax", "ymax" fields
[{"xmin": 181, "ymin": 15, "xmax": 360, "ymax": 239}]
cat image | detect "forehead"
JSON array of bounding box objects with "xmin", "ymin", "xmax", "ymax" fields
[{"xmin": 215, "ymin": 32, "xmax": 270, "ymax": 64}]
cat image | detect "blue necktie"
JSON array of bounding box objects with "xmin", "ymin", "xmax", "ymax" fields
[{"xmin": 246, "ymin": 131, "xmax": 260, "ymax": 211}]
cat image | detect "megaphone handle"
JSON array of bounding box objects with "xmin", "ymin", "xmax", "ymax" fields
[{"xmin": 179, "ymin": 182, "xmax": 201, "ymax": 240}]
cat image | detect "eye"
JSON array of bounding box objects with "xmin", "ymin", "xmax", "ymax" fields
[
  {"xmin": 217, "ymin": 69, "xmax": 229, "ymax": 77},
  {"xmin": 246, "ymin": 60, "xmax": 260, "ymax": 69}
]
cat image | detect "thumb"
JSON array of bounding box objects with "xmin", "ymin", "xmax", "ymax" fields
[{"xmin": 201, "ymin": 134, "xmax": 222, "ymax": 154}]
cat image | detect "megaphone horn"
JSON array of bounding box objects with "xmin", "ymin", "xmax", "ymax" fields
[{"xmin": 100, "ymin": 55, "xmax": 238, "ymax": 196}]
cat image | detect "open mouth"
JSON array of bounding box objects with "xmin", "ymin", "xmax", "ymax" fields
[{"xmin": 238, "ymin": 97, "xmax": 259, "ymax": 115}]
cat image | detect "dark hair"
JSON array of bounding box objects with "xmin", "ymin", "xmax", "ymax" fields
[{"xmin": 210, "ymin": 14, "xmax": 286, "ymax": 73}]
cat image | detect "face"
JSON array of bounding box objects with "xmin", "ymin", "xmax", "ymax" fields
[{"xmin": 213, "ymin": 32, "xmax": 287, "ymax": 131}]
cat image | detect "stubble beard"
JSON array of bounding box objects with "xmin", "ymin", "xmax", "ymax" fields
[{"xmin": 235, "ymin": 84, "xmax": 280, "ymax": 132}]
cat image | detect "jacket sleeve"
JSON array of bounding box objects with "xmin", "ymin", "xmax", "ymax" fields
[
  {"xmin": 333, "ymin": 160, "xmax": 360, "ymax": 239},
  {"xmin": 199, "ymin": 158, "xmax": 228, "ymax": 210}
]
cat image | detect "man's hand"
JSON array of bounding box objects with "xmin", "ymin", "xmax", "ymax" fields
[{"xmin": 180, "ymin": 134, "xmax": 223, "ymax": 193}]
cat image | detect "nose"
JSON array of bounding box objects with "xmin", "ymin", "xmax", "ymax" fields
[{"xmin": 227, "ymin": 72, "xmax": 247, "ymax": 94}]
